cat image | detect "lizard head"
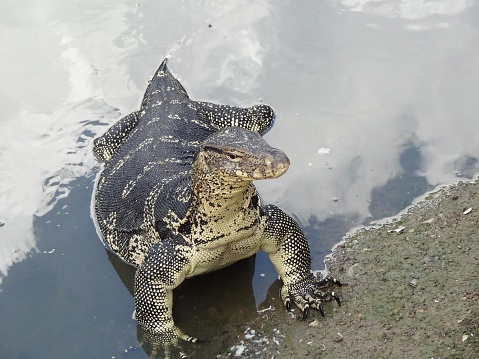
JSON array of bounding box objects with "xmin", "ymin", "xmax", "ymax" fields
[{"xmin": 198, "ymin": 126, "xmax": 290, "ymax": 181}]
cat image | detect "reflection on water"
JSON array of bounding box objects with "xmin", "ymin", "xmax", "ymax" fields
[
  {"xmin": 368, "ymin": 144, "xmax": 433, "ymax": 220},
  {"xmin": 0, "ymin": 0, "xmax": 478, "ymax": 357},
  {"xmin": 0, "ymin": 100, "xmax": 117, "ymax": 283},
  {"xmin": 337, "ymin": 0, "xmax": 472, "ymax": 21}
]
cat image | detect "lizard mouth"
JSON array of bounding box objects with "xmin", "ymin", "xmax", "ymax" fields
[
  {"xmin": 251, "ymin": 149, "xmax": 290, "ymax": 180},
  {"xmin": 201, "ymin": 126, "xmax": 291, "ymax": 181}
]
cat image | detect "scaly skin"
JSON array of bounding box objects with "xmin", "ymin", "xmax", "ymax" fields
[{"xmin": 93, "ymin": 59, "xmax": 341, "ymax": 357}]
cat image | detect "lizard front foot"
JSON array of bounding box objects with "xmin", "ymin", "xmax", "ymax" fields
[
  {"xmin": 138, "ymin": 323, "xmax": 204, "ymax": 359},
  {"xmin": 281, "ymin": 274, "xmax": 342, "ymax": 319}
]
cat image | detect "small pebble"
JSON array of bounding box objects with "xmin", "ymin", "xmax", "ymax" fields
[{"xmin": 234, "ymin": 345, "xmax": 245, "ymax": 356}]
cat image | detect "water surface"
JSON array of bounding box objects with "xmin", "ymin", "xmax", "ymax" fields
[{"xmin": 1, "ymin": 0, "xmax": 478, "ymax": 357}]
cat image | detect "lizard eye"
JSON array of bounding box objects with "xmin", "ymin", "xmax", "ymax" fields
[{"xmin": 227, "ymin": 151, "xmax": 244, "ymax": 161}]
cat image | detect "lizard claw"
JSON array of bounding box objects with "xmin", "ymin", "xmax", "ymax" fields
[
  {"xmin": 318, "ymin": 302, "xmax": 325, "ymax": 317},
  {"xmin": 138, "ymin": 324, "xmax": 203, "ymax": 359},
  {"xmin": 285, "ymin": 298, "xmax": 292, "ymax": 311},
  {"xmin": 283, "ymin": 274, "xmax": 342, "ymax": 319},
  {"xmin": 302, "ymin": 305, "xmax": 310, "ymax": 319},
  {"xmin": 280, "ymin": 285, "xmax": 293, "ymax": 312},
  {"xmin": 332, "ymin": 291, "xmax": 341, "ymax": 306}
]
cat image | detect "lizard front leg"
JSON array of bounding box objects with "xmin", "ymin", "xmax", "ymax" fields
[
  {"xmin": 134, "ymin": 235, "xmax": 200, "ymax": 358},
  {"xmin": 260, "ymin": 205, "xmax": 342, "ymax": 319}
]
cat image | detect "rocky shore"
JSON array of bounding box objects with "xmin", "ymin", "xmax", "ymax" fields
[{"xmin": 219, "ymin": 179, "xmax": 478, "ymax": 358}]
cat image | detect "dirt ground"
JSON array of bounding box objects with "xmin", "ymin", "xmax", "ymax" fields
[{"xmin": 218, "ymin": 180, "xmax": 478, "ymax": 358}]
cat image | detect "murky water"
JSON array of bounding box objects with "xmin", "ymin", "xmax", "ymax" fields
[{"xmin": 1, "ymin": 0, "xmax": 478, "ymax": 357}]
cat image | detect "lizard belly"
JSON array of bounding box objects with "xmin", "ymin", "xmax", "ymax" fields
[{"xmin": 187, "ymin": 233, "xmax": 262, "ymax": 277}]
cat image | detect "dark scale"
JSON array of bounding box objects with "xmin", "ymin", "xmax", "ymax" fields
[{"xmin": 92, "ymin": 59, "xmax": 341, "ymax": 357}]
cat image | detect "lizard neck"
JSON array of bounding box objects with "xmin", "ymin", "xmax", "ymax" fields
[
  {"xmin": 178, "ymin": 153, "xmax": 261, "ymax": 247},
  {"xmin": 190, "ymin": 152, "xmax": 256, "ymax": 217}
]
